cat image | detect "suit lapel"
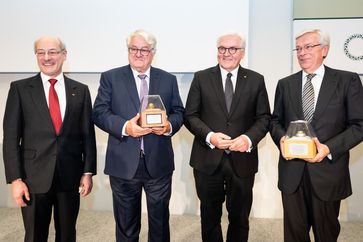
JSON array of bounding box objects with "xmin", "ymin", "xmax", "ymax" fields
[
  {"xmin": 28, "ymin": 74, "xmax": 54, "ymax": 131},
  {"xmin": 229, "ymin": 66, "xmax": 248, "ymax": 116},
  {"xmin": 313, "ymin": 67, "xmax": 338, "ymax": 122},
  {"xmin": 288, "ymin": 71, "xmax": 305, "ymax": 120},
  {"xmin": 149, "ymin": 67, "xmax": 160, "ymax": 96},
  {"xmin": 62, "ymin": 76, "xmax": 78, "ymax": 134},
  {"xmin": 210, "ymin": 65, "xmax": 229, "ymax": 116},
  {"xmin": 122, "ymin": 65, "xmax": 140, "ymax": 112}
]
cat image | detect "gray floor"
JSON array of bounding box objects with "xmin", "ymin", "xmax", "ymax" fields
[{"xmin": 1, "ymin": 207, "xmax": 362, "ymax": 242}]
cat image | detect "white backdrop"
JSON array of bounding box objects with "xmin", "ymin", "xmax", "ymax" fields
[{"xmin": 0, "ymin": 0, "xmax": 249, "ymax": 72}]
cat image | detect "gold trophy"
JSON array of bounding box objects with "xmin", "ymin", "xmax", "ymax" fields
[
  {"xmin": 139, "ymin": 95, "xmax": 167, "ymax": 128},
  {"xmin": 284, "ymin": 120, "xmax": 317, "ymax": 159}
]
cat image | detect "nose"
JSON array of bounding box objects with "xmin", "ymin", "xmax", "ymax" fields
[
  {"xmin": 223, "ymin": 51, "xmax": 231, "ymax": 57},
  {"xmin": 298, "ymin": 47, "xmax": 307, "ymax": 56},
  {"xmin": 43, "ymin": 52, "xmax": 51, "ymax": 60},
  {"xmin": 135, "ymin": 50, "xmax": 143, "ymax": 57}
]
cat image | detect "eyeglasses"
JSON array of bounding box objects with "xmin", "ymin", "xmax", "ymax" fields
[
  {"xmin": 293, "ymin": 44, "xmax": 321, "ymax": 53},
  {"xmin": 35, "ymin": 49, "xmax": 64, "ymax": 57},
  {"xmin": 128, "ymin": 47, "xmax": 154, "ymax": 56},
  {"xmin": 217, "ymin": 46, "xmax": 243, "ymax": 55}
]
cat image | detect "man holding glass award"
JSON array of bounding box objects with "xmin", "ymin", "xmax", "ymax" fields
[
  {"xmin": 270, "ymin": 29, "xmax": 363, "ymax": 242},
  {"xmin": 92, "ymin": 29, "xmax": 184, "ymax": 242}
]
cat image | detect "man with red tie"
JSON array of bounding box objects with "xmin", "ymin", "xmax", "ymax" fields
[{"xmin": 2, "ymin": 36, "xmax": 96, "ymax": 242}]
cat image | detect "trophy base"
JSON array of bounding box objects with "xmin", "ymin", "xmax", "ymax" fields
[
  {"xmin": 284, "ymin": 139, "xmax": 317, "ymax": 159},
  {"xmin": 140, "ymin": 109, "xmax": 167, "ymax": 128}
]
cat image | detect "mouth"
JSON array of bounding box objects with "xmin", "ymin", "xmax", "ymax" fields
[
  {"xmin": 222, "ymin": 57, "xmax": 233, "ymax": 61},
  {"xmin": 43, "ymin": 62, "xmax": 55, "ymax": 67},
  {"xmin": 299, "ymin": 57, "xmax": 309, "ymax": 62}
]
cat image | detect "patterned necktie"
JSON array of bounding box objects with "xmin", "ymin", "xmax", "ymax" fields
[
  {"xmin": 48, "ymin": 79, "xmax": 62, "ymax": 135},
  {"xmin": 302, "ymin": 73, "xmax": 316, "ymax": 123},
  {"xmin": 225, "ymin": 72, "xmax": 233, "ymax": 112},
  {"xmin": 139, "ymin": 74, "xmax": 148, "ymax": 101},
  {"xmin": 138, "ymin": 74, "xmax": 148, "ymax": 151}
]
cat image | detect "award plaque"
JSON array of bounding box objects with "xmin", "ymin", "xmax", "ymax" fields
[
  {"xmin": 284, "ymin": 120, "xmax": 317, "ymax": 159},
  {"xmin": 139, "ymin": 95, "xmax": 167, "ymax": 128}
]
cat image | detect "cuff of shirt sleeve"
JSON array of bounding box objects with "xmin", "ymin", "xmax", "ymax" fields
[
  {"xmin": 206, "ymin": 132, "xmax": 215, "ymax": 149},
  {"xmin": 163, "ymin": 121, "xmax": 173, "ymax": 136},
  {"xmin": 122, "ymin": 121, "xmax": 129, "ymax": 137}
]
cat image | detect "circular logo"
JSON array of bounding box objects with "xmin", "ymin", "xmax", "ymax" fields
[{"xmin": 344, "ymin": 34, "xmax": 363, "ymax": 61}]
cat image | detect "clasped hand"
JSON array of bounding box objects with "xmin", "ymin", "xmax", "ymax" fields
[{"xmin": 210, "ymin": 132, "xmax": 249, "ymax": 152}]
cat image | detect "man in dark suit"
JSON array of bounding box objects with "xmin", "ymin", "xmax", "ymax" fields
[
  {"xmin": 92, "ymin": 29, "xmax": 184, "ymax": 242},
  {"xmin": 184, "ymin": 33, "xmax": 270, "ymax": 242},
  {"xmin": 270, "ymin": 29, "xmax": 363, "ymax": 242},
  {"xmin": 2, "ymin": 36, "xmax": 96, "ymax": 242}
]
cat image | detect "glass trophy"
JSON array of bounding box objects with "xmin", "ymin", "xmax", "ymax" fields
[
  {"xmin": 139, "ymin": 95, "xmax": 167, "ymax": 128},
  {"xmin": 284, "ymin": 120, "xmax": 317, "ymax": 159}
]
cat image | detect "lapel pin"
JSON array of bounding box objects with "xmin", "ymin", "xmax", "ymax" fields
[
  {"xmin": 72, "ymin": 93, "xmax": 76, "ymax": 96},
  {"xmin": 244, "ymin": 75, "xmax": 247, "ymax": 78}
]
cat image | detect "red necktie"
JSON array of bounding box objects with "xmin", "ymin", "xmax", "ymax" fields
[{"xmin": 48, "ymin": 79, "xmax": 62, "ymax": 135}]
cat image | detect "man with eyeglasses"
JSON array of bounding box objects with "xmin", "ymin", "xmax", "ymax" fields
[
  {"xmin": 92, "ymin": 29, "xmax": 184, "ymax": 242},
  {"xmin": 2, "ymin": 36, "xmax": 96, "ymax": 242},
  {"xmin": 270, "ymin": 29, "xmax": 363, "ymax": 242},
  {"xmin": 184, "ymin": 33, "xmax": 270, "ymax": 242}
]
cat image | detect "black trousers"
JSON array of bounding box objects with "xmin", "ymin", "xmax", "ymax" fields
[
  {"xmin": 282, "ymin": 166, "xmax": 341, "ymax": 242},
  {"xmin": 110, "ymin": 155, "xmax": 172, "ymax": 242},
  {"xmin": 21, "ymin": 172, "xmax": 80, "ymax": 242},
  {"xmin": 194, "ymin": 154, "xmax": 255, "ymax": 242}
]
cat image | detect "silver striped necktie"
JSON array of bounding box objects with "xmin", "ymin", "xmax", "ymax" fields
[{"xmin": 302, "ymin": 73, "xmax": 316, "ymax": 122}]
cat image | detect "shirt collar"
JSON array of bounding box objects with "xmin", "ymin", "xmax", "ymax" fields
[
  {"xmin": 131, "ymin": 67, "xmax": 151, "ymax": 80},
  {"xmin": 41, "ymin": 72, "xmax": 65, "ymax": 86},
  {"xmin": 302, "ymin": 64, "xmax": 325, "ymax": 80},
  {"xmin": 220, "ymin": 66, "xmax": 239, "ymax": 79}
]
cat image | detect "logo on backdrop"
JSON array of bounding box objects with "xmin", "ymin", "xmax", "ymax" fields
[{"xmin": 344, "ymin": 34, "xmax": 363, "ymax": 61}]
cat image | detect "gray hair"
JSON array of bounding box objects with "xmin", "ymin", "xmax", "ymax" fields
[
  {"xmin": 295, "ymin": 29, "xmax": 330, "ymax": 47},
  {"xmin": 217, "ymin": 32, "xmax": 246, "ymax": 49},
  {"xmin": 126, "ymin": 29, "xmax": 157, "ymax": 53},
  {"xmin": 33, "ymin": 36, "xmax": 66, "ymax": 53}
]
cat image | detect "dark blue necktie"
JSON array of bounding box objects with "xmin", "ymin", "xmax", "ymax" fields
[{"xmin": 225, "ymin": 72, "xmax": 233, "ymax": 112}]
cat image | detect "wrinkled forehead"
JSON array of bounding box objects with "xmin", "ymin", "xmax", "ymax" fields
[
  {"xmin": 218, "ymin": 35, "xmax": 242, "ymax": 47},
  {"xmin": 296, "ymin": 32, "xmax": 318, "ymax": 45},
  {"xmin": 35, "ymin": 37, "xmax": 62, "ymax": 50}
]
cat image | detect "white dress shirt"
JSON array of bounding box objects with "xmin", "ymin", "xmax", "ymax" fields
[
  {"xmin": 41, "ymin": 72, "xmax": 66, "ymax": 120},
  {"xmin": 301, "ymin": 64, "xmax": 325, "ymax": 110}
]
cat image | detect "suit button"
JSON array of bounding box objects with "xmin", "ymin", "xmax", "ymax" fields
[{"xmin": 227, "ymin": 122, "xmax": 230, "ymax": 126}]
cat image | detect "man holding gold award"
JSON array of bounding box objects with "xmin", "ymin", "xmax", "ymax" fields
[
  {"xmin": 93, "ymin": 30, "xmax": 184, "ymax": 242},
  {"xmin": 270, "ymin": 29, "xmax": 363, "ymax": 242}
]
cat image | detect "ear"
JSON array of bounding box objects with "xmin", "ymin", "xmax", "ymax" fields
[
  {"xmin": 322, "ymin": 45, "xmax": 329, "ymax": 58},
  {"xmin": 62, "ymin": 50, "xmax": 68, "ymax": 61}
]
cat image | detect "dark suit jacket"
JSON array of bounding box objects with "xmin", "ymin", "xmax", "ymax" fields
[
  {"xmin": 270, "ymin": 66, "xmax": 363, "ymax": 201},
  {"xmin": 184, "ymin": 65, "xmax": 271, "ymax": 177},
  {"xmin": 3, "ymin": 73, "xmax": 97, "ymax": 193},
  {"xmin": 92, "ymin": 65, "xmax": 184, "ymax": 179}
]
